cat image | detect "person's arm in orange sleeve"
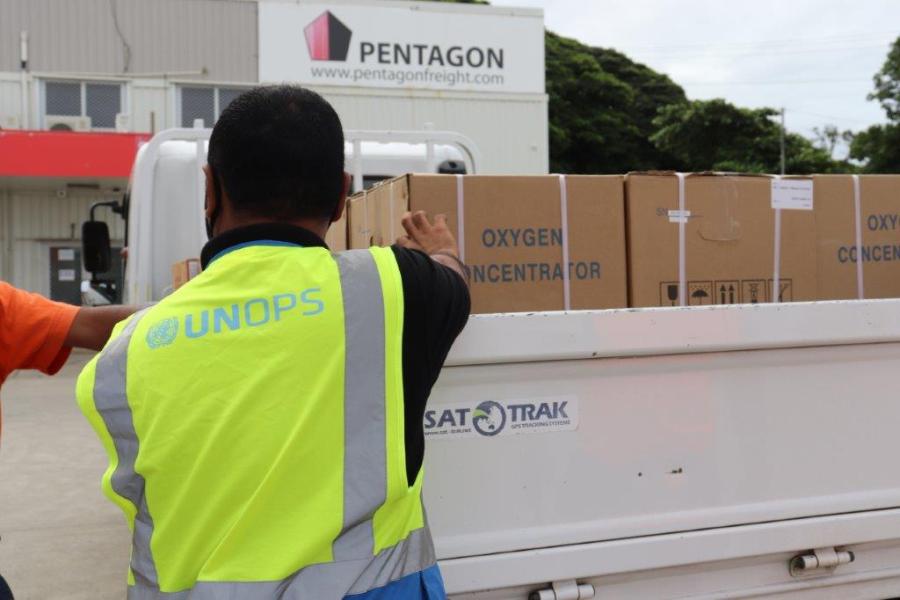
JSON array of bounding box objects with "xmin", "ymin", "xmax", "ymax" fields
[{"xmin": 0, "ymin": 282, "xmax": 137, "ymax": 381}]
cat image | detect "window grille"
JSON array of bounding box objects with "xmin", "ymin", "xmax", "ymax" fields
[{"xmin": 180, "ymin": 86, "xmax": 248, "ymax": 127}]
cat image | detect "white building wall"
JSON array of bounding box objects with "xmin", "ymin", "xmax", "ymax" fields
[
  {"xmin": 1, "ymin": 0, "xmax": 258, "ymax": 82},
  {"xmin": 318, "ymin": 87, "xmax": 549, "ymax": 174},
  {"xmin": 0, "ymin": 75, "xmax": 550, "ymax": 174},
  {"xmin": 3, "ymin": 190, "xmax": 125, "ymax": 296},
  {"xmin": 0, "ymin": 73, "xmax": 25, "ymax": 127},
  {"xmin": 130, "ymin": 80, "xmax": 171, "ymax": 134},
  {"xmin": 0, "ymin": 190, "xmax": 11, "ymax": 282},
  {"xmin": 0, "ymin": 73, "xmax": 173, "ymax": 131}
]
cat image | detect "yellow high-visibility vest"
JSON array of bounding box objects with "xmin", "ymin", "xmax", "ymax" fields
[{"xmin": 77, "ymin": 243, "xmax": 443, "ymax": 599}]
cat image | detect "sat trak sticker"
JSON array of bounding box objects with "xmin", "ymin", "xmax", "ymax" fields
[{"xmin": 424, "ymin": 396, "xmax": 579, "ymax": 440}]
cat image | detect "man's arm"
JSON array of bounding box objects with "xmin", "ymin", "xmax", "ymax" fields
[
  {"xmin": 396, "ymin": 211, "xmax": 469, "ymax": 286},
  {"xmin": 1, "ymin": 283, "xmax": 136, "ymax": 379},
  {"xmin": 65, "ymin": 305, "xmax": 139, "ymax": 351},
  {"xmin": 391, "ymin": 211, "xmax": 471, "ymax": 484}
]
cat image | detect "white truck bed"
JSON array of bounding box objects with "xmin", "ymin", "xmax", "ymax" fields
[
  {"xmin": 428, "ymin": 301, "xmax": 900, "ymax": 598},
  {"xmin": 115, "ymin": 131, "xmax": 900, "ymax": 598}
]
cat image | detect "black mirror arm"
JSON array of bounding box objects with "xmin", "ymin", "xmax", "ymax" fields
[{"xmin": 89, "ymin": 200, "xmax": 123, "ymax": 222}]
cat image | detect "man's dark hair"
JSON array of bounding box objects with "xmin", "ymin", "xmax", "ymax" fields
[{"xmin": 207, "ymin": 85, "xmax": 345, "ymax": 220}]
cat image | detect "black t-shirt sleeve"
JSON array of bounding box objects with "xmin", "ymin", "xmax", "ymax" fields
[{"xmin": 391, "ymin": 246, "xmax": 471, "ymax": 484}]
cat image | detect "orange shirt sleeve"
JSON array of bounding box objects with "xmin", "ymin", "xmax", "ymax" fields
[{"xmin": 0, "ymin": 282, "xmax": 80, "ymax": 383}]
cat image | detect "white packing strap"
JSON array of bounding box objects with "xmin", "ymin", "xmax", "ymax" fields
[
  {"xmin": 559, "ymin": 175, "xmax": 572, "ymax": 311},
  {"xmin": 456, "ymin": 174, "xmax": 466, "ymax": 264},
  {"xmin": 363, "ymin": 188, "xmax": 370, "ymax": 246},
  {"xmin": 675, "ymin": 172, "xmax": 687, "ymax": 307},
  {"xmin": 852, "ymin": 174, "xmax": 865, "ymax": 299},
  {"xmin": 772, "ymin": 175, "xmax": 782, "ymax": 303},
  {"xmin": 388, "ymin": 180, "xmax": 396, "ymax": 245}
]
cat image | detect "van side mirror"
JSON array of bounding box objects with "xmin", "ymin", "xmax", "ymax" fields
[
  {"xmin": 82, "ymin": 220, "xmax": 112, "ymax": 274},
  {"xmin": 438, "ymin": 159, "xmax": 467, "ymax": 175}
]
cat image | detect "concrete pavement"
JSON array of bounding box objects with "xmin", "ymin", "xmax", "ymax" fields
[{"xmin": 0, "ymin": 351, "xmax": 129, "ymax": 599}]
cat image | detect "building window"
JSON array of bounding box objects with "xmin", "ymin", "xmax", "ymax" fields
[
  {"xmin": 45, "ymin": 82, "xmax": 81, "ymax": 116},
  {"xmin": 43, "ymin": 80, "xmax": 123, "ymax": 129},
  {"xmin": 179, "ymin": 86, "xmax": 247, "ymax": 127},
  {"xmin": 85, "ymin": 84, "xmax": 122, "ymax": 129}
]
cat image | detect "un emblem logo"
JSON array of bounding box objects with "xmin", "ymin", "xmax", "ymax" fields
[{"xmin": 146, "ymin": 317, "xmax": 179, "ymax": 349}]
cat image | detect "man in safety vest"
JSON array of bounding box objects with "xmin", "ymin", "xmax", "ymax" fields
[{"xmin": 76, "ymin": 85, "xmax": 470, "ymax": 599}]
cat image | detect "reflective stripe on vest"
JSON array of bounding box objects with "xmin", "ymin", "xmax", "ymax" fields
[
  {"xmin": 77, "ymin": 247, "xmax": 438, "ymax": 599},
  {"xmin": 125, "ymin": 529, "xmax": 436, "ymax": 599},
  {"xmin": 92, "ymin": 307, "xmax": 157, "ymax": 585}
]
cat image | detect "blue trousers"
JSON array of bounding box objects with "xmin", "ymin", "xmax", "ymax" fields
[{"xmin": 0, "ymin": 574, "xmax": 12, "ymax": 600}]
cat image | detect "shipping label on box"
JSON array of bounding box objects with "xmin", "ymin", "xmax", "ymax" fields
[
  {"xmin": 626, "ymin": 173, "xmax": 817, "ymax": 308},
  {"xmin": 814, "ymin": 175, "xmax": 900, "ymax": 300},
  {"xmin": 771, "ymin": 179, "xmax": 814, "ymax": 210},
  {"xmin": 348, "ymin": 174, "xmax": 628, "ymax": 313}
]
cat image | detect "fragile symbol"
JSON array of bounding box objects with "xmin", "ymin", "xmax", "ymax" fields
[{"xmin": 660, "ymin": 282, "xmax": 680, "ymax": 306}]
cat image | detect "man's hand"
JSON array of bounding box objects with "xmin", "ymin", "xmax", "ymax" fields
[
  {"xmin": 397, "ymin": 211, "xmax": 457, "ymax": 255},
  {"xmin": 397, "ymin": 211, "xmax": 468, "ymax": 284},
  {"xmin": 65, "ymin": 305, "xmax": 139, "ymax": 351}
]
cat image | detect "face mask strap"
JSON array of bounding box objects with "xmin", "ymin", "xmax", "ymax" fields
[{"xmin": 206, "ymin": 165, "xmax": 223, "ymax": 240}]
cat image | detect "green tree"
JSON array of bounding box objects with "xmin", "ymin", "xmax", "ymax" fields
[
  {"xmin": 850, "ymin": 124, "xmax": 900, "ymax": 172},
  {"xmin": 588, "ymin": 46, "xmax": 686, "ymax": 169},
  {"xmin": 651, "ymin": 99, "xmax": 846, "ymax": 173},
  {"xmin": 425, "ymin": 1, "xmax": 690, "ymax": 172},
  {"xmin": 850, "ymin": 35, "xmax": 900, "ymax": 172},
  {"xmin": 545, "ymin": 32, "xmax": 688, "ymax": 173},
  {"xmin": 812, "ymin": 125, "xmax": 854, "ymax": 159},
  {"xmin": 870, "ymin": 36, "xmax": 900, "ymax": 121},
  {"xmin": 545, "ymin": 32, "xmax": 639, "ymax": 173}
]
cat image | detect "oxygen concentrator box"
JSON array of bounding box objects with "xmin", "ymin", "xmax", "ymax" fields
[
  {"xmin": 348, "ymin": 174, "xmax": 628, "ymax": 313},
  {"xmin": 814, "ymin": 175, "xmax": 900, "ymax": 300},
  {"xmin": 625, "ymin": 172, "xmax": 818, "ymax": 308}
]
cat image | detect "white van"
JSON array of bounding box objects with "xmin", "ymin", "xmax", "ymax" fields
[{"xmin": 80, "ymin": 127, "xmax": 479, "ymax": 304}]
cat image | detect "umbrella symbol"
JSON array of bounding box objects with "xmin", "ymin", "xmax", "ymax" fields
[{"xmin": 691, "ymin": 288, "xmax": 710, "ymax": 305}]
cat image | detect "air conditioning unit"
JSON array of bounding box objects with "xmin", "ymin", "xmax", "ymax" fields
[
  {"xmin": 46, "ymin": 115, "xmax": 91, "ymax": 132},
  {"xmin": 0, "ymin": 115, "xmax": 21, "ymax": 129},
  {"xmin": 115, "ymin": 113, "xmax": 131, "ymax": 132}
]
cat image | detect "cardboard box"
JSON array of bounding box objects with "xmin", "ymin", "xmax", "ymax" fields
[
  {"xmin": 626, "ymin": 173, "xmax": 818, "ymax": 307},
  {"xmin": 172, "ymin": 258, "xmax": 201, "ymax": 290},
  {"xmin": 348, "ymin": 174, "xmax": 628, "ymax": 313},
  {"xmin": 815, "ymin": 175, "xmax": 900, "ymax": 300},
  {"xmin": 325, "ymin": 209, "xmax": 347, "ymax": 251}
]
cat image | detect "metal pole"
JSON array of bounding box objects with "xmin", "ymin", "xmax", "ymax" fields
[
  {"xmin": 20, "ymin": 31, "xmax": 28, "ymax": 129},
  {"xmin": 426, "ymin": 138, "xmax": 436, "ymax": 174},
  {"xmin": 780, "ymin": 107, "xmax": 786, "ymax": 175},
  {"xmin": 352, "ymin": 139, "xmax": 363, "ymax": 193}
]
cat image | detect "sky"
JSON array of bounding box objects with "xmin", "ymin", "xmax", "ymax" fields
[{"xmin": 491, "ymin": 0, "xmax": 899, "ymax": 157}]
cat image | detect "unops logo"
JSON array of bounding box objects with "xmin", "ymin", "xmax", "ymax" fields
[
  {"xmin": 146, "ymin": 317, "xmax": 178, "ymax": 349},
  {"xmin": 472, "ymin": 400, "xmax": 506, "ymax": 437}
]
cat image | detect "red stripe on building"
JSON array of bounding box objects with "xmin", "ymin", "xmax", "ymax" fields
[{"xmin": 0, "ymin": 130, "xmax": 150, "ymax": 178}]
